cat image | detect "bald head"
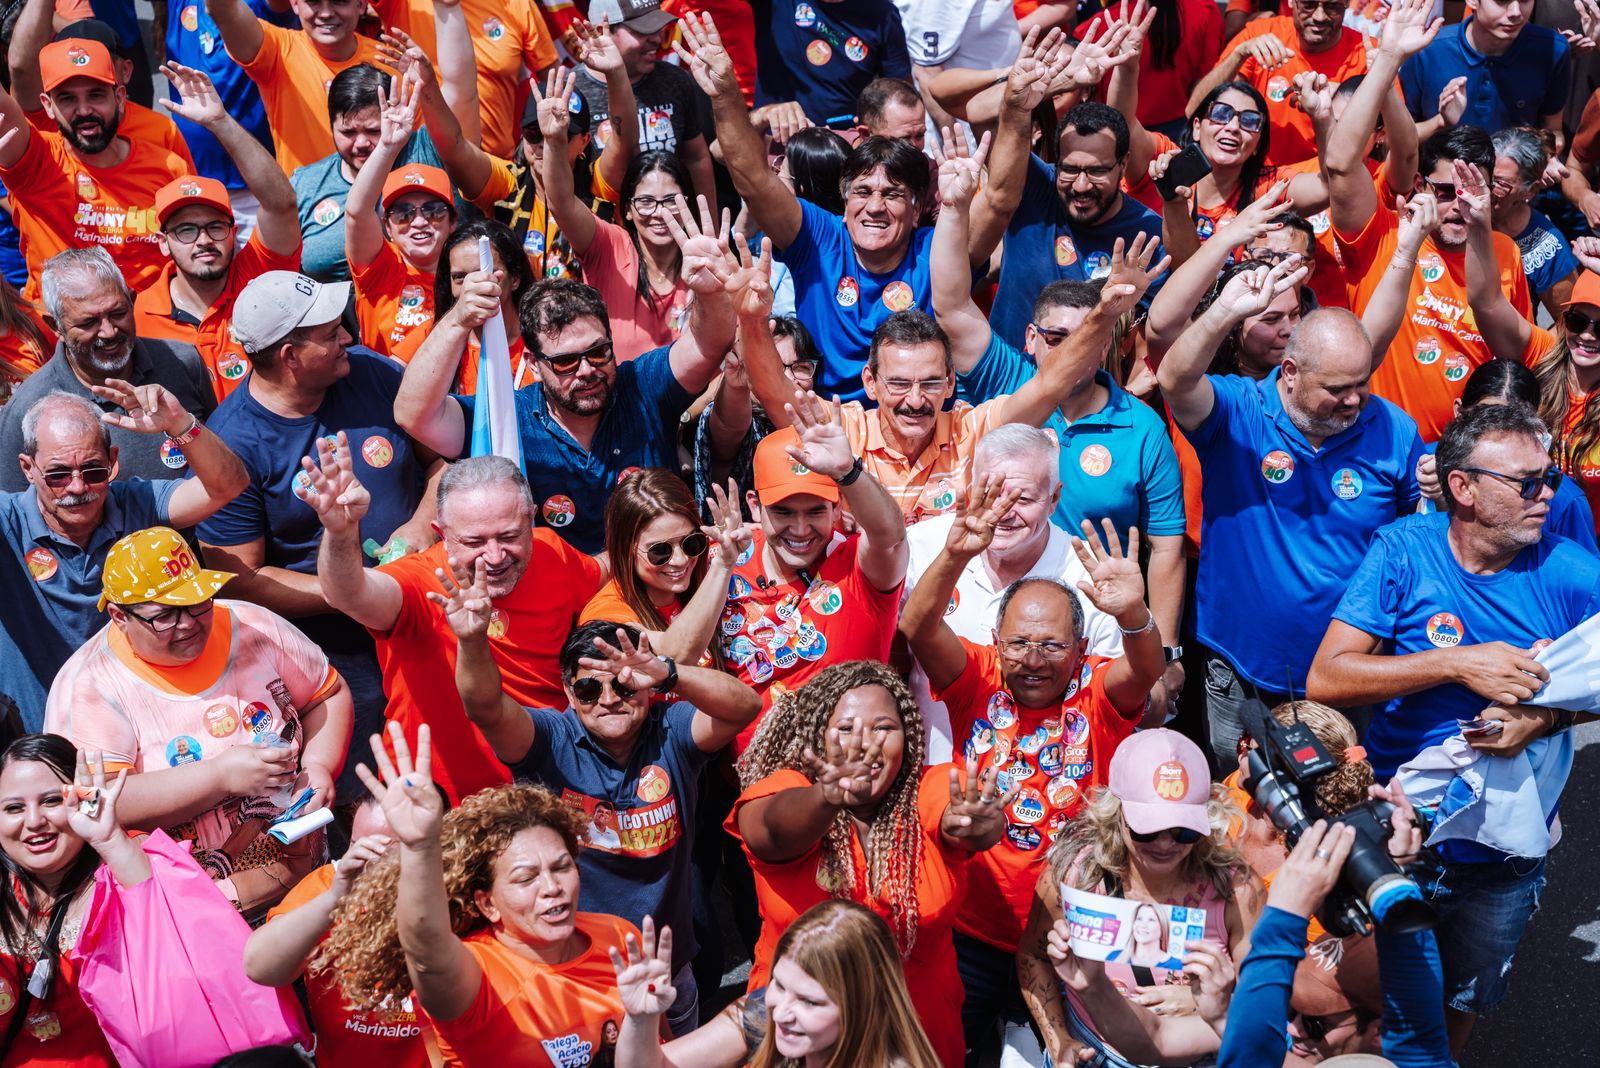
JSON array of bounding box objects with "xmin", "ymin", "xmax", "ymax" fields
[
  {"xmin": 21, "ymin": 391, "xmax": 110, "ymax": 457},
  {"xmin": 1281, "ymin": 309, "xmax": 1373, "ymax": 439},
  {"xmin": 995, "ymin": 578, "xmax": 1084, "ymax": 641},
  {"xmin": 1283, "ymin": 308, "xmax": 1371, "ymax": 377}
]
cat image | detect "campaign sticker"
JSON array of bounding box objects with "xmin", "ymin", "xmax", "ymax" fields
[
  {"xmin": 843, "ymin": 36, "xmax": 868, "ymax": 62},
  {"xmin": 160, "ymin": 439, "xmax": 189, "ymax": 469},
  {"xmin": 1063, "ymin": 761, "xmax": 1094, "ymax": 779},
  {"xmin": 1196, "ymin": 215, "xmax": 1215, "ymax": 240},
  {"xmin": 728, "ymin": 574, "xmax": 753, "ymax": 599},
  {"xmin": 1039, "ymin": 742, "xmax": 1065, "ymax": 778},
  {"xmin": 1079, "ymin": 444, "xmax": 1112, "ymax": 477},
  {"xmin": 794, "ymin": 2, "xmax": 816, "ymax": 27},
  {"xmin": 808, "ymin": 580, "xmax": 843, "ymax": 615},
  {"xmin": 166, "ymin": 735, "xmax": 203, "ymax": 766},
  {"xmin": 1310, "ymin": 210, "xmax": 1331, "ymax": 235},
  {"xmin": 734, "ymin": 541, "xmax": 755, "ymax": 566},
  {"xmin": 796, "ymin": 628, "xmax": 827, "ymax": 660},
  {"xmin": 728, "ymin": 635, "xmax": 757, "ymax": 664},
  {"xmin": 181, "ymin": 5, "xmax": 199, "ymax": 31},
  {"xmin": 0, "ymin": 978, "xmax": 12, "ymax": 1014},
  {"xmin": 721, "ymin": 608, "xmax": 746, "ymax": 636},
  {"xmin": 1331, "ymin": 468, "xmax": 1364, "ymax": 500},
  {"xmin": 988, "ymin": 691, "xmax": 1016, "ymax": 729},
  {"xmin": 244, "ymin": 701, "xmax": 273, "ymax": 735},
  {"xmin": 1261, "ymin": 450, "xmax": 1294, "ymax": 484},
  {"xmin": 1152, "ymin": 759, "xmax": 1190, "ymax": 800},
  {"xmin": 750, "ymin": 616, "xmax": 783, "ymax": 649},
  {"xmin": 774, "ymin": 592, "xmax": 802, "ymax": 623},
  {"xmin": 749, "ymin": 649, "xmax": 774, "ymax": 683},
  {"xmin": 1414, "ymin": 336, "xmax": 1442, "ymax": 365},
  {"xmin": 1011, "ymin": 787, "xmax": 1046, "ymax": 824},
  {"xmin": 542, "ymin": 495, "xmax": 575, "ymax": 527},
  {"xmin": 1006, "ymin": 823, "xmax": 1043, "ymax": 851},
  {"xmin": 218, "ymin": 352, "xmax": 249, "ymax": 381},
  {"xmin": 806, "ymin": 39, "xmax": 833, "ymax": 65},
  {"xmin": 1267, "ymin": 75, "xmax": 1290, "ymax": 102},
  {"xmin": 1047, "ymin": 810, "xmax": 1070, "ymax": 841},
  {"xmin": 772, "ymin": 644, "xmax": 799, "ymax": 670},
  {"xmin": 1443, "ymin": 353, "xmax": 1469, "ymax": 382},
  {"xmin": 1085, "ymin": 251, "xmax": 1112, "ymax": 279},
  {"xmin": 1018, "ymin": 727, "xmax": 1048, "ymax": 755},
  {"xmin": 312, "ymin": 197, "xmax": 342, "ymax": 227},
  {"xmin": 835, "ymin": 276, "xmax": 859, "ymax": 307},
  {"xmin": 203, "ymin": 703, "xmax": 239, "ymax": 739},
  {"xmin": 1426, "ymin": 611, "xmax": 1464, "ymax": 648},
  {"xmin": 637, "ymin": 765, "xmax": 670, "ymax": 803},
  {"xmin": 486, "ymin": 608, "xmax": 508, "ymax": 639},
  {"xmin": 483, "ymin": 16, "xmax": 505, "ymax": 40},
  {"xmin": 1044, "ymin": 716, "xmax": 1064, "ymax": 740},
  {"xmin": 882, "ymin": 280, "xmax": 914, "ymax": 312},
  {"xmin": 1046, "ymin": 773, "xmax": 1081, "ymax": 809},
  {"xmin": 25, "ymin": 546, "xmax": 57, "ymax": 582},
  {"xmin": 525, "ymin": 228, "xmax": 547, "ymax": 254},
  {"xmin": 991, "ymin": 732, "xmax": 1012, "ymax": 766},
  {"xmin": 968, "ymin": 719, "xmax": 996, "ymax": 754},
  {"xmin": 77, "ymin": 172, "xmax": 97, "ymax": 199},
  {"xmin": 361, "ymin": 435, "xmax": 394, "ymax": 468},
  {"xmin": 1005, "ymin": 751, "xmax": 1036, "ymax": 782},
  {"xmin": 1061, "ymin": 708, "xmax": 1089, "ymax": 746},
  {"xmin": 1419, "ymin": 253, "xmax": 1444, "ymax": 283},
  {"xmin": 1055, "ymin": 234, "xmax": 1078, "ymax": 266},
  {"xmin": 945, "ymin": 588, "xmax": 960, "ymax": 616}
]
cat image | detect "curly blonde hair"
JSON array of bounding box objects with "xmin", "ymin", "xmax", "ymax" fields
[
  {"xmin": 1049, "ymin": 785, "xmax": 1248, "ymax": 902},
  {"xmin": 312, "ymin": 783, "xmax": 589, "ymax": 1008},
  {"xmin": 1270, "ymin": 701, "xmax": 1375, "ymax": 816},
  {"xmin": 737, "ymin": 661, "xmax": 927, "ymax": 959}
]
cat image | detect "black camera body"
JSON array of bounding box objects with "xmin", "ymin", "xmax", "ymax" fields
[{"xmin": 1243, "ymin": 713, "xmax": 1435, "ymax": 938}]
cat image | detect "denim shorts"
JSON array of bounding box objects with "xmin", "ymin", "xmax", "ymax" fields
[{"xmin": 1421, "ymin": 855, "xmax": 1546, "ymax": 1014}]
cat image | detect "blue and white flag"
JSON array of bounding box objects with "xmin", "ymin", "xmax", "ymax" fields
[
  {"xmin": 469, "ymin": 236, "xmax": 524, "ymax": 473},
  {"xmin": 1527, "ymin": 613, "xmax": 1600, "ymax": 713}
]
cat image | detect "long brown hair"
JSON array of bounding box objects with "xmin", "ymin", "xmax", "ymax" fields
[
  {"xmin": 748, "ymin": 900, "xmax": 940, "ymax": 1068},
  {"xmin": 1531, "ymin": 337, "xmax": 1600, "ymax": 481},
  {"xmin": 0, "ymin": 281, "xmax": 51, "ymax": 386}
]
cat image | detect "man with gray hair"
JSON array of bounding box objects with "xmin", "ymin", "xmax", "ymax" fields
[
  {"xmin": 0, "ymin": 383, "xmax": 246, "ymax": 727},
  {"xmin": 301, "ymin": 447, "xmax": 602, "ymax": 803},
  {"xmin": 0, "ymin": 246, "xmax": 213, "ymax": 491}
]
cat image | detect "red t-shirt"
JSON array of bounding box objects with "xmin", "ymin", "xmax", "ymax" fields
[
  {"xmin": 727, "ymin": 766, "xmax": 969, "ymax": 1068},
  {"xmin": 932, "ymin": 643, "xmax": 1140, "ymax": 952},
  {"xmin": 1077, "ymin": 0, "xmax": 1223, "ymax": 127},
  {"xmin": 372, "ymin": 537, "xmax": 602, "ymax": 802},
  {"xmin": 1233, "ymin": 16, "xmax": 1368, "ymax": 169},
  {"xmin": 1, "ymin": 935, "xmax": 116, "ymax": 1067},
  {"xmin": 717, "ymin": 530, "xmax": 902, "ymax": 752}
]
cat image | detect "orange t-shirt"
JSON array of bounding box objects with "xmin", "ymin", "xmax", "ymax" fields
[
  {"xmin": 427, "ymin": 914, "xmax": 636, "ymax": 1068},
  {"xmin": 234, "ymin": 23, "xmax": 384, "ymax": 174},
  {"xmin": 389, "ymin": 327, "xmax": 535, "ymax": 396},
  {"xmin": 931, "ymin": 644, "xmax": 1140, "ymax": 952},
  {"xmin": 0, "ymin": 130, "xmax": 188, "ymax": 299},
  {"xmin": 727, "ymin": 766, "xmax": 970, "ymax": 1068},
  {"xmin": 26, "ymin": 101, "xmax": 196, "ymax": 172},
  {"xmin": 351, "ymin": 242, "xmax": 437, "ymax": 357},
  {"xmin": 1338, "ymin": 198, "xmax": 1532, "ymax": 441},
  {"xmin": 267, "ymin": 865, "xmax": 431, "ymax": 1068},
  {"xmin": 0, "ymin": 299, "xmax": 55, "ymax": 405},
  {"xmin": 1272, "ymin": 156, "xmax": 1389, "ymax": 312},
  {"xmin": 372, "ymin": 537, "xmax": 602, "ymax": 803},
  {"xmin": 1232, "ymin": 16, "xmax": 1368, "ymax": 169},
  {"xmin": 133, "ymin": 231, "xmax": 302, "ymax": 400},
  {"xmin": 1528, "ymin": 323, "xmax": 1600, "ymax": 536},
  {"xmin": 580, "ymin": 578, "xmax": 657, "ymax": 628}
]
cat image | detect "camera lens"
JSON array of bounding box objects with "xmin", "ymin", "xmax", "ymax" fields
[{"xmin": 1366, "ymin": 875, "xmax": 1436, "ymax": 934}]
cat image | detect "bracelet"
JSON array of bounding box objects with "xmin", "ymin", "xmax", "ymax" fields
[
  {"xmin": 1119, "ymin": 610, "xmax": 1157, "ymax": 637},
  {"xmin": 834, "ymin": 457, "xmax": 864, "ymax": 487},
  {"xmin": 1390, "ymin": 258, "xmax": 1417, "ymax": 271},
  {"xmin": 1547, "ymin": 708, "xmax": 1577, "ymax": 735},
  {"xmin": 168, "ymin": 414, "xmax": 202, "ymax": 447}
]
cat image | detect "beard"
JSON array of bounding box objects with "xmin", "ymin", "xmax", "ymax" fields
[
  {"xmin": 66, "ymin": 333, "xmax": 133, "ymax": 378},
  {"xmin": 1286, "ymin": 399, "xmax": 1360, "ymax": 440},
  {"xmin": 60, "ymin": 109, "xmax": 121, "ymax": 155},
  {"xmin": 1062, "ymin": 186, "xmax": 1116, "ymax": 225},
  {"xmin": 548, "ymin": 376, "xmax": 613, "ymax": 417},
  {"xmin": 182, "ymin": 245, "xmax": 231, "ymax": 283}
]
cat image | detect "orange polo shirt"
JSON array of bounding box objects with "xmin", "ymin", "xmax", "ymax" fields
[
  {"xmin": 233, "ymin": 22, "xmax": 383, "ymax": 174},
  {"xmin": 838, "ymin": 398, "xmax": 1007, "ymax": 524},
  {"xmin": 26, "ymin": 100, "xmax": 196, "ymax": 172},
  {"xmin": 133, "ymin": 231, "xmax": 301, "ymax": 400},
  {"xmin": 1231, "ymin": 16, "xmax": 1369, "ymax": 169},
  {"xmin": 351, "ymin": 242, "xmax": 436, "ymax": 358},
  {"xmin": 0, "ymin": 130, "xmax": 188, "ymax": 299}
]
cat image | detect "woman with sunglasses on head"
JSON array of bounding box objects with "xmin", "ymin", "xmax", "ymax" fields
[
  {"xmin": 1017, "ymin": 728, "xmax": 1263, "ymax": 1068},
  {"xmin": 580, "ymin": 468, "xmax": 748, "ymax": 667}
]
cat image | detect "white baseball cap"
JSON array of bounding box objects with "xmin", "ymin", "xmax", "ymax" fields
[{"xmin": 231, "ymin": 271, "xmax": 351, "ymax": 354}]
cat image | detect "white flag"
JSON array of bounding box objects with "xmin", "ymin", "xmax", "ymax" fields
[{"xmin": 469, "ymin": 236, "xmax": 524, "ymax": 473}]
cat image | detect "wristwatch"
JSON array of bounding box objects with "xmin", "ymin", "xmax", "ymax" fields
[
  {"xmin": 168, "ymin": 414, "xmax": 202, "ymax": 446},
  {"xmin": 655, "ymin": 656, "xmax": 679, "ymax": 694},
  {"xmin": 834, "ymin": 457, "xmax": 865, "ymax": 487},
  {"xmin": 1162, "ymin": 645, "xmax": 1184, "ymax": 665}
]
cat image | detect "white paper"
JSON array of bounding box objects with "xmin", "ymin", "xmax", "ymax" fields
[
  {"xmin": 1061, "ymin": 885, "xmax": 1206, "ymax": 966},
  {"xmin": 267, "ymin": 806, "xmax": 334, "ymax": 845}
]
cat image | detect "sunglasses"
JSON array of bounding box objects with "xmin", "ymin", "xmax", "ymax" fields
[
  {"xmin": 1206, "ymin": 101, "xmax": 1264, "ymax": 133},
  {"xmin": 1129, "ymin": 826, "xmax": 1205, "ymax": 844},
  {"xmin": 1423, "ymin": 178, "xmax": 1458, "ymax": 204},
  {"xmin": 540, "ymin": 339, "xmax": 616, "ymax": 376},
  {"xmin": 387, "ymin": 200, "xmax": 453, "ymax": 225},
  {"xmin": 42, "ymin": 465, "xmax": 111, "ymax": 489},
  {"xmin": 641, "ymin": 531, "xmax": 708, "ymax": 566},
  {"xmin": 1461, "ymin": 466, "xmax": 1564, "ymax": 501},
  {"xmin": 1563, "ymin": 310, "xmax": 1600, "ymax": 337},
  {"xmin": 571, "ymin": 675, "xmax": 635, "ymax": 703}
]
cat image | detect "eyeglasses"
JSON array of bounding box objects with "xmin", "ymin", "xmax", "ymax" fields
[
  {"xmin": 539, "ymin": 339, "xmax": 616, "ymax": 375},
  {"xmin": 1242, "ymin": 248, "xmax": 1300, "ymax": 266},
  {"xmin": 1461, "ymin": 466, "xmax": 1564, "ymax": 501},
  {"xmin": 998, "ymin": 637, "xmax": 1075, "ymax": 661},
  {"xmin": 124, "ymin": 599, "xmax": 214, "ymax": 633},
  {"xmin": 571, "ymin": 674, "xmax": 635, "ymax": 703},
  {"xmin": 1422, "ymin": 178, "xmax": 1458, "ymax": 203},
  {"xmin": 879, "ymin": 376, "xmax": 948, "ymax": 398},
  {"xmin": 1563, "ymin": 310, "xmax": 1600, "ymax": 337},
  {"xmin": 780, "ymin": 356, "xmax": 818, "ymax": 382},
  {"xmin": 641, "ymin": 531, "xmax": 708, "ymax": 566},
  {"xmin": 629, "ymin": 195, "xmax": 681, "ymax": 216},
  {"xmin": 386, "ymin": 200, "xmax": 453, "ymax": 225},
  {"xmin": 40, "ymin": 464, "xmax": 111, "ymax": 489},
  {"xmin": 164, "ymin": 220, "xmax": 234, "ymax": 244},
  {"xmin": 1129, "ymin": 826, "xmax": 1205, "ymax": 844},
  {"xmin": 1205, "ymin": 101, "xmax": 1264, "ymax": 133},
  {"xmin": 1030, "ymin": 322, "xmax": 1073, "ymax": 346},
  {"xmin": 1293, "ymin": 0, "xmax": 1346, "ymax": 14},
  {"xmin": 1057, "ymin": 162, "xmax": 1119, "ymax": 184}
]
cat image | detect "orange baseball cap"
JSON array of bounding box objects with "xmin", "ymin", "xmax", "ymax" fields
[
  {"xmin": 40, "ymin": 39, "xmax": 116, "ymax": 92},
  {"xmin": 99, "ymin": 527, "xmax": 235, "ymax": 611},
  {"xmin": 155, "ymin": 175, "xmax": 232, "ymax": 225},
  {"xmin": 753, "ymin": 428, "xmax": 840, "ymax": 506},
  {"xmin": 1563, "ymin": 270, "xmax": 1600, "ymax": 310},
  {"xmin": 380, "ymin": 165, "xmax": 454, "ymax": 211}
]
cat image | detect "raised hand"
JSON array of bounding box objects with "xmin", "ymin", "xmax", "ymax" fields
[
  {"xmin": 1236, "ymin": 32, "xmax": 1294, "ymax": 70},
  {"xmin": 1437, "ymin": 76, "xmax": 1467, "ymax": 128},
  {"xmin": 1104, "ymin": 0, "xmax": 1158, "ymax": 53},
  {"xmin": 532, "ymin": 66, "xmax": 580, "ymax": 145},
  {"xmin": 943, "ymin": 473, "xmax": 1023, "ymax": 559},
  {"xmin": 579, "ymin": 628, "xmax": 670, "ymax": 692},
  {"xmin": 89, "ymin": 378, "xmax": 193, "ymax": 437},
  {"xmin": 802, "ymin": 717, "xmax": 884, "ymax": 808},
  {"xmin": 1061, "ymin": 18, "xmax": 1136, "ymax": 90},
  {"xmin": 1103, "ymin": 233, "xmax": 1171, "ymax": 308},
  {"xmin": 1574, "ymin": 235, "xmax": 1600, "ymax": 275},
  {"xmin": 1217, "ymin": 179, "xmax": 1293, "ymax": 247},
  {"xmin": 294, "ymin": 432, "xmax": 371, "ymax": 534},
  {"xmin": 1214, "ymin": 258, "xmax": 1307, "ymax": 322},
  {"xmin": 1147, "ymin": 148, "xmax": 1193, "ymax": 203},
  {"xmin": 758, "ymin": 101, "xmax": 812, "ymax": 145},
  {"xmin": 1395, "ymin": 190, "xmax": 1441, "ymax": 255},
  {"xmin": 377, "ymin": 72, "xmax": 423, "ymax": 152},
  {"xmin": 46, "ymin": 748, "xmax": 128, "ymax": 847},
  {"xmin": 1072, "ymin": 518, "xmax": 1146, "ymax": 620},
  {"xmin": 158, "ymin": 63, "xmax": 226, "ymax": 127},
  {"xmin": 1378, "ymin": 0, "xmax": 1445, "ymax": 58},
  {"xmin": 1563, "ymin": 0, "xmax": 1600, "ymax": 54},
  {"xmin": 672, "ymin": 11, "xmax": 740, "ymax": 101},
  {"xmin": 353, "ymin": 722, "xmax": 444, "ymax": 848},
  {"xmin": 704, "ymin": 479, "xmax": 753, "ymax": 568},
  {"xmin": 1291, "ymin": 71, "xmax": 1334, "ymax": 126},
  {"xmin": 330, "ymin": 833, "xmax": 394, "ymax": 897},
  {"xmin": 783, "ymin": 391, "xmax": 854, "ymax": 480},
  {"xmin": 609, "ymin": 916, "xmax": 676, "ymax": 1017},
  {"xmin": 1006, "ymin": 26, "xmax": 1071, "ymax": 114},
  {"xmin": 725, "ymin": 234, "xmax": 774, "ymax": 320},
  {"xmin": 663, "ymin": 195, "xmax": 736, "ymax": 294},
  {"xmin": 572, "ymin": 17, "xmax": 625, "ymax": 74},
  {"xmin": 1452, "ymin": 157, "xmax": 1491, "ymax": 229},
  {"xmin": 931, "ymin": 124, "xmax": 990, "ymax": 210},
  {"xmin": 941, "ymin": 758, "xmax": 1017, "ymax": 842},
  {"xmin": 426, "ymin": 558, "xmax": 493, "ymax": 641}
]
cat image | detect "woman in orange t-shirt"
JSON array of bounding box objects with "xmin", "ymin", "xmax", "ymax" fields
[
  {"xmin": 322, "ymin": 726, "xmax": 637, "ymax": 1068},
  {"xmin": 727, "ymin": 662, "xmax": 1011, "ymax": 1068},
  {"xmin": 1151, "ymin": 82, "xmax": 1274, "ymax": 251},
  {"xmin": 581, "ymin": 468, "xmax": 746, "ymax": 669},
  {"xmin": 1530, "ymin": 282, "xmax": 1600, "ymax": 536},
  {"xmin": 0, "ymin": 282, "xmax": 53, "ymax": 407}
]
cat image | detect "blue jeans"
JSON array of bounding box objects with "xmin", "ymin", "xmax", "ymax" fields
[
  {"xmin": 666, "ymin": 962, "xmax": 698, "ymax": 1037},
  {"xmin": 1420, "ymin": 854, "xmax": 1546, "ymax": 1014}
]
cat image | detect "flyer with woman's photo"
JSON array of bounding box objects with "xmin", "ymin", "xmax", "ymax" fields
[{"xmin": 1061, "ymin": 886, "xmax": 1208, "ymax": 968}]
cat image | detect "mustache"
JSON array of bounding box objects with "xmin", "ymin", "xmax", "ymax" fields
[
  {"xmin": 56, "ymin": 490, "xmax": 103, "ymax": 507},
  {"xmin": 893, "ymin": 404, "xmax": 935, "ymax": 419}
]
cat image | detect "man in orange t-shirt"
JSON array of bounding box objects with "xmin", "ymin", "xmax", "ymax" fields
[
  {"xmin": 0, "ymin": 39, "xmax": 189, "ymax": 298},
  {"xmin": 305, "ymin": 451, "xmax": 602, "ymax": 803},
  {"xmin": 209, "ymin": 0, "xmax": 384, "ymax": 174},
  {"xmin": 133, "ymin": 66, "xmax": 302, "ymax": 400}
]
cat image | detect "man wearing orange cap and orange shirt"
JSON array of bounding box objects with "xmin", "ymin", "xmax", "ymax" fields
[
  {"xmin": 133, "ymin": 64, "xmax": 303, "ymax": 401},
  {"xmin": 0, "ymin": 38, "xmax": 190, "ymax": 298}
]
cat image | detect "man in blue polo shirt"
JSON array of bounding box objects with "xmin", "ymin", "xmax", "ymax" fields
[
  {"xmin": 0, "ymin": 385, "xmax": 246, "ymax": 728},
  {"xmin": 1308, "ymin": 401, "xmax": 1600, "ymax": 1056},
  {"xmin": 982, "ymin": 101, "xmax": 1166, "ymax": 350},
  {"xmin": 1157, "ymin": 260, "xmax": 1424, "ymax": 763},
  {"xmin": 1401, "ymin": 0, "xmax": 1571, "ymax": 151},
  {"xmin": 441, "ymin": 601, "xmax": 760, "ymax": 1036}
]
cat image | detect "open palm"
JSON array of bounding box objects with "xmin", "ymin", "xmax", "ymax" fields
[
  {"xmin": 354, "ymin": 723, "xmax": 443, "ymax": 848},
  {"xmin": 1072, "ymin": 519, "xmax": 1146, "ymax": 618}
]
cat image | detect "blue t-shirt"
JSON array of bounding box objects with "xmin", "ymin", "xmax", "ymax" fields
[
  {"xmin": 1400, "ymin": 20, "xmax": 1570, "ymax": 130},
  {"xmin": 990, "ymin": 155, "xmax": 1165, "ymax": 350},
  {"xmin": 756, "ymin": 0, "xmax": 911, "ymax": 122},
  {"xmin": 0, "ymin": 181, "xmax": 25, "ymax": 288},
  {"xmin": 1335, "ymin": 511, "xmax": 1600, "ymax": 779},
  {"xmin": 197, "ymin": 351, "xmax": 423, "ymax": 574},
  {"xmin": 1418, "ymin": 439, "xmax": 1596, "ymax": 553},
  {"xmin": 0, "ymin": 480, "xmax": 177, "ymax": 729},
  {"xmin": 1512, "ymin": 209, "xmax": 1578, "ymax": 299},
  {"xmin": 778, "ymin": 199, "xmax": 936, "ymax": 402},
  {"xmin": 509, "ymin": 702, "xmax": 711, "ymax": 971},
  {"xmin": 1189, "ymin": 371, "xmax": 1425, "ymax": 689},
  {"xmin": 454, "ymin": 345, "xmax": 694, "ymax": 555},
  {"xmin": 957, "ymin": 333, "xmax": 1185, "ymax": 537},
  {"xmin": 166, "ymin": 1, "xmax": 292, "ymax": 190}
]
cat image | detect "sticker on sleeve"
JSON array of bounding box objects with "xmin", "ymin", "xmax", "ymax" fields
[
  {"xmin": 1079, "ymin": 444, "xmax": 1112, "ymax": 477},
  {"xmin": 1443, "ymin": 354, "xmax": 1469, "ymax": 382},
  {"xmin": 203, "ymin": 702, "xmax": 240, "ymax": 739},
  {"xmin": 1055, "ymin": 234, "xmax": 1078, "ymax": 266},
  {"xmin": 835, "ymin": 276, "xmax": 859, "ymax": 307},
  {"xmin": 361, "ymin": 435, "xmax": 395, "ymax": 468},
  {"xmin": 166, "ymin": 735, "xmax": 203, "ymax": 766},
  {"xmin": 1331, "ymin": 468, "xmax": 1364, "ymax": 500},
  {"xmin": 25, "ymin": 546, "xmax": 57, "ymax": 582},
  {"xmin": 794, "ymin": 3, "xmax": 816, "ymax": 27},
  {"xmin": 1152, "ymin": 759, "xmax": 1189, "ymax": 799},
  {"xmin": 1266, "ymin": 75, "xmax": 1290, "ymax": 102},
  {"xmin": 542, "ymin": 494, "xmax": 576, "ymax": 527},
  {"xmin": 806, "ymin": 39, "xmax": 833, "ymax": 65},
  {"xmin": 843, "ymin": 36, "xmax": 868, "ymax": 62},
  {"xmin": 882, "ymin": 280, "xmax": 914, "ymax": 312},
  {"xmin": 1414, "ymin": 336, "xmax": 1441, "ymax": 365},
  {"xmin": 160, "ymin": 439, "xmax": 189, "ymax": 469},
  {"xmin": 807, "ymin": 580, "xmax": 843, "ymax": 615},
  {"xmin": 312, "ymin": 197, "xmax": 342, "ymax": 227},
  {"xmin": 181, "ymin": 5, "xmax": 199, "ymax": 31},
  {"xmin": 1426, "ymin": 611, "xmax": 1464, "ymax": 648},
  {"xmin": 1260, "ymin": 450, "xmax": 1294, "ymax": 484},
  {"xmin": 486, "ymin": 608, "xmax": 508, "ymax": 640},
  {"xmin": 1419, "ymin": 253, "xmax": 1444, "ymax": 283}
]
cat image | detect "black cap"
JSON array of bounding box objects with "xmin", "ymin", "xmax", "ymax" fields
[
  {"xmin": 522, "ymin": 87, "xmax": 592, "ymax": 140},
  {"xmin": 54, "ymin": 19, "xmax": 121, "ymax": 53}
]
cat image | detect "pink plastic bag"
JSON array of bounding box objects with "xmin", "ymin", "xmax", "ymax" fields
[{"xmin": 71, "ymin": 829, "xmax": 311, "ymax": 1067}]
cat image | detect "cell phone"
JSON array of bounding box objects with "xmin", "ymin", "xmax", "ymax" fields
[{"xmin": 1155, "ymin": 144, "xmax": 1212, "ymax": 202}]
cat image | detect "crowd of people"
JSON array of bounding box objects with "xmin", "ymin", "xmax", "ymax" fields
[{"xmin": 0, "ymin": 0, "xmax": 1597, "ymax": 1066}]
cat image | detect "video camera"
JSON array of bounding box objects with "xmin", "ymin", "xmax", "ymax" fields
[{"xmin": 1242, "ymin": 711, "xmax": 1434, "ymax": 938}]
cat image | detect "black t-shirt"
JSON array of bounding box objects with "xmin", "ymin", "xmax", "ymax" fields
[{"xmin": 576, "ymin": 62, "xmax": 713, "ymax": 158}]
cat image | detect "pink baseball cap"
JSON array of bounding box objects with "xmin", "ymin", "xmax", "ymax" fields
[{"xmin": 1109, "ymin": 729, "xmax": 1213, "ymax": 837}]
